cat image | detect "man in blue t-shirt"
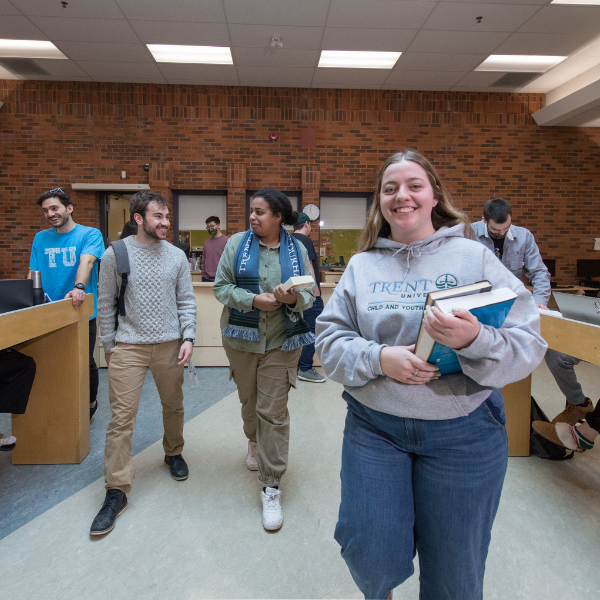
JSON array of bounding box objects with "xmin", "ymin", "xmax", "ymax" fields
[{"xmin": 29, "ymin": 188, "xmax": 105, "ymax": 419}]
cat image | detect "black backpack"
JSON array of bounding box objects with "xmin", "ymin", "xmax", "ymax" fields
[
  {"xmin": 530, "ymin": 396, "xmax": 574, "ymax": 460},
  {"xmin": 110, "ymin": 239, "xmax": 130, "ymax": 324}
]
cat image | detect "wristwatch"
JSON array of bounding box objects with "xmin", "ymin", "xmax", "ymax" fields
[
  {"xmin": 183, "ymin": 338, "xmax": 195, "ymax": 344},
  {"xmin": 74, "ymin": 283, "xmax": 85, "ymax": 291}
]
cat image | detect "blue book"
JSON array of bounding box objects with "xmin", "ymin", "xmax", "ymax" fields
[{"xmin": 415, "ymin": 287, "xmax": 518, "ymax": 375}]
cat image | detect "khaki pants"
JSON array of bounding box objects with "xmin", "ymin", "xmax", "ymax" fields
[
  {"xmin": 105, "ymin": 340, "xmax": 185, "ymax": 493},
  {"xmin": 224, "ymin": 341, "xmax": 301, "ymax": 488}
]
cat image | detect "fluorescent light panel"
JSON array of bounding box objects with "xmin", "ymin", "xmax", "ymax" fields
[
  {"xmin": 551, "ymin": 0, "xmax": 600, "ymax": 4},
  {"xmin": 476, "ymin": 55, "xmax": 567, "ymax": 73},
  {"xmin": 319, "ymin": 51, "xmax": 401, "ymax": 69},
  {"xmin": 0, "ymin": 39, "xmax": 66, "ymax": 59},
  {"xmin": 147, "ymin": 44, "xmax": 233, "ymax": 64}
]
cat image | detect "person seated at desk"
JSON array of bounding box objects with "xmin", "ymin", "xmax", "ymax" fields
[
  {"xmin": 534, "ymin": 398, "xmax": 600, "ymax": 453},
  {"xmin": 471, "ymin": 198, "xmax": 594, "ymax": 426}
]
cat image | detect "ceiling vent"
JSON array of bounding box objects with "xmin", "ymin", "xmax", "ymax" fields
[
  {"xmin": 0, "ymin": 58, "xmax": 48, "ymax": 77},
  {"xmin": 491, "ymin": 72, "xmax": 541, "ymax": 89}
]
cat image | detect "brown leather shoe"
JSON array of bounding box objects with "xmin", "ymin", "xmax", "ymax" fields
[
  {"xmin": 551, "ymin": 398, "xmax": 594, "ymax": 425},
  {"xmin": 532, "ymin": 421, "xmax": 584, "ymax": 452}
]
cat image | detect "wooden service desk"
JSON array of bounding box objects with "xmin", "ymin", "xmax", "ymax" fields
[
  {"xmin": 0, "ymin": 297, "xmax": 93, "ymax": 464},
  {"xmin": 186, "ymin": 282, "xmax": 338, "ymax": 368}
]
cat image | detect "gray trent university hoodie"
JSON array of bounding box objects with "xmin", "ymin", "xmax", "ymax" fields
[{"xmin": 315, "ymin": 224, "xmax": 548, "ymax": 420}]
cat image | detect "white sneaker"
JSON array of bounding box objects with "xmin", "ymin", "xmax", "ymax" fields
[
  {"xmin": 261, "ymin": 487, "xmax": 283, "ymax": 531},
  {"xmin": 246, "ymin": 440, "xmax": 258, "ymax": 471},
  {"xmin": 0, "ymin": 432, "xmax": 16, "ymax": 451}
]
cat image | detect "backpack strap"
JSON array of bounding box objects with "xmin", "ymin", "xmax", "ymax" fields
[{"xmin": 110, "ymin": 239, "xmax": 130, "ymax": 317}]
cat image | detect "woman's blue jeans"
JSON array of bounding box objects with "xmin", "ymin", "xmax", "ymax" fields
[{"xmin": 336, "ymin": 389, "xmax": 508, "ymax": 600}]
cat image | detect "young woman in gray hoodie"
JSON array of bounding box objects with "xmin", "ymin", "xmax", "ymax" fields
[{"xmin": 315, "ymin": 149, "xmax": 547, "ymax": 600}]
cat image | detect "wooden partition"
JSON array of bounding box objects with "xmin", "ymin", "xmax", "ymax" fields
[{"xmin": 0, "ymin": 297, "xmax": 93, "ymax": 464}]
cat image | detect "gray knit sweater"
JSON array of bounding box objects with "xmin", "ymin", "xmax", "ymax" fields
[{"xmin": 98, "ymin": 237, "xmax": 196, "ymax": 353}]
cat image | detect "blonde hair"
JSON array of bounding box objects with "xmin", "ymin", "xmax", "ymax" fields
[{"xmin": 357, "ymin": 149, "xmax": 474, "ymax": 252}]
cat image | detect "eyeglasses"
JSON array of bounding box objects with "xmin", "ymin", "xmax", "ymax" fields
[{"xmin": 47, "ymin": 188, "xmax": 67, "ymax": 196}]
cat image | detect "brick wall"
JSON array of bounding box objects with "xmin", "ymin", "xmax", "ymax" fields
[{"xmin": 1, "ymin": 80, "xmax": 600, "ymax": 284}]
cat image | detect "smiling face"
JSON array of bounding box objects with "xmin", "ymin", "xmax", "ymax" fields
[
  {"xmin": 41, "ymin": 197, "xmax": 73, "ymax": 230},
  {"xmin": 379, "ymin": 159, "xmax": 438, "ymax": 244},
  {"xmin": 134, "ymin": 201, "xmax": 170, "ymax": 242},
  {"xmin": 249, "ymin": 197, "xmax": 281, "ymax": 240}
]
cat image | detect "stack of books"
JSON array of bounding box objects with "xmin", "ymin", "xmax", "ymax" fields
[{"xmin": 414, "ymin": 281, "xmax": 518, "ymax": 375}]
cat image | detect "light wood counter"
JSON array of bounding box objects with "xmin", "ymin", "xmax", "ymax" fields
[{"xmin": 1, "ymin": 297, "xmax": 93, "ymax": 464}]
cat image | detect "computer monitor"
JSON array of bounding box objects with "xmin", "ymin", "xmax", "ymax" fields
[
  {"xmin": 577, "ymin": 259, "xmax": 600, "ymax": 279},
  {"xmin": 0, "ymin": 279, "xmax": 33, "ymax": 315},
  {"xmin": 542, "ymin": 258, "xmax": 556, "ymax": 278}
]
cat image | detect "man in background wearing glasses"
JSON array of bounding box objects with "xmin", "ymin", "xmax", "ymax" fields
[{"xmin": 28, "ymin": 188, "xmax": 105, "ymax": 419}]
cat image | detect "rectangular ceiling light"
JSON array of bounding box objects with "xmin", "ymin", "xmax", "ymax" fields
[
  {"xmin": 0, "ymin": 39, "xmax": 66, "ymax": 59},
  {"xmin": 475, "ymin": 55, "xmax": 567, "ymax": 73},
  {"xmin": 551, "ymin": 1, "xmax": 600, "ymax": 4},
  {"xmin": 147, "ymin": 44, "xmax": 233, "ymax": 64},
  {"xmin": 318, "ymin": 50, "xmax": 401, "ymax": 69}
]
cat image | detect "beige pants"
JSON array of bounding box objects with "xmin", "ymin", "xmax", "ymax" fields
[
  {"xmin": 224, "ymin": 341, "xmax": 301, "ymax": 488},
  {"xmin": 105, "ymin": 340, "xmax": 185, "ymax": 493}
]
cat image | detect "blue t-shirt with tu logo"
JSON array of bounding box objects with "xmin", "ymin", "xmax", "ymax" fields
[{"xmin": 29, "ymin": 224, "xmax": 105, "ymax": 319}]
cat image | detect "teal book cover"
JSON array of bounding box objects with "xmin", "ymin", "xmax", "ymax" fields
[{"xmin": 428, "ymin": 297, "xmax": 517, "ymax": 376}]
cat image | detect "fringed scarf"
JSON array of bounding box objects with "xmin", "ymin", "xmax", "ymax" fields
[{"xmin": 222, "ymin": 227, "xmax": 315, "ymax": 351}]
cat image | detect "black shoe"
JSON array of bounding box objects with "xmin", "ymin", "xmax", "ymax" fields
[
  {"xmin": 90, "ymin": 489, "xmax": 128, "ymax": 536},
  {"xmin": 164, "ymin": 454, "xmax": 189, "ymax": 480},
  {"xmin": 89, "ymin": 400, "xmax": 98, "ymax": 420}
]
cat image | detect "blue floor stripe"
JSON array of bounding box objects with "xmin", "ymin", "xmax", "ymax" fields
[{"xmin": 0, "ymin": 367, "xmax": 237, "ymax": 540}]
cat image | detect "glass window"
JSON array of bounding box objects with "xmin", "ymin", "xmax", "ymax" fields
[
  {"xmin": 319, "ymin": 196, "xmax": 369, "ymax": 266},
  {"xmin": 179, "ymin": 193, "xmax": 227, "ymax": 251}
]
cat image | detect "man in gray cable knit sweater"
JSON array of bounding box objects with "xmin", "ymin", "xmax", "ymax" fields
[{"xmin": 90, "ymin": 191, "xmax": 197, "ymax": 537}]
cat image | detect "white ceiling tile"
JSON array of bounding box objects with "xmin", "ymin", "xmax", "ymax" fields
[
  {"xmin": 155, "ymin": 63, "xmax": 239, "ymax": 81},
  {"xmin": 395, "ymin": 52, "xmax": 487, "ymax": 71},
  {"xmin": 228, "ymin": 24, "xmax": 324, "ymax": 49},
  {"xmin": 381, "ymin": 83, "xmax": 452, "ymax": 90},
  {"xmin": 91, "ymin": 76, "xmax": 168, "ymax": 83},
  {"xmin": 314, "ymin": 83, "xmax": 383, "ymax": 89},
  {"xmin": 518, "ymin": 6, "xmax": 600, "ymax": 35},
  {"xmin": 33, "ymin": 59, "xmax": 89, "ymax": 77},
  {"xmin": 407, "ymin": 30, "xmax": 510, "ymax": 54},
  {"xmin": 232, "ymin": 47, "xmax": 319, "ymax": 68},
  {"xmin": 236, "ymin": 65, "xmax": 314, "ymax": 84},
  {"xmin": 0, "ymin": 16, "xmax": 48, "ymax": 39},
  {"xmin": 549, "ymin": 55, "xmax": 600, "ymax": 74},
  {"xmin": 453, "ymin": 71, "xmax": 504, "ymax": 86},
  {"xmin": 77, "ymin": 61, "xmax": 164, "ymax": 78},
  {"xmin": 0, "ymin": 1, "xmax": 22, "ymax": 15},
  {"xmin": 312, "ymin": 68, "xmax": 390, "ymax": 85},
  {"xmin": 384, "ymin": 70, "xmax": 467, "ymax": 86},
  {"xmin": 129, "ymin": 21, "xmax": 231, "ymax": 46},
  {"xmin": 239, "ymin": 80, "xmax": 309, "ymax": 88},
  {"xmin": 520, "ymin": 72, "xmax": 578, "ymax": 92},
  {"xmin": 25, "ymin": 75, "xmax": 94, "ymax": 81},
  {"xmin": 29, "ymin": 16, "xmax": 137, "ymax": 43},
  {"xmin": 322, "ymin": 28, "xmax": 417, "ymax": 52},
  {"xmin": 11, "ymin": 0, "xmax": 123, "ymax": 18},
  {"xmin": 424, "ymin": 3, "xmax": 539, "ymax": 32},
  {"xmin": 116, "ymin": 0, "xmax": 226, "ymax": 22},
  {"xmin": 224, "ymin": 0, "xmax": 330, "ymax": 27},
  {"xmin": 438, "ymin": 0, "xmax": 548, "ymax": 4},
  {"xmin": 166, "ymin": 79, "xmax": 240, "ymax": 86},
  {"xmin": 493, "ymin": 33, "xmax": 595, "ymax": 56},
  {"xmin": 55, "ymin": 41, "xmax": 153, "ymax": 63},
  {"xmin": 327, "ymin": 0, "xmax": 435, "ymax": 29}
]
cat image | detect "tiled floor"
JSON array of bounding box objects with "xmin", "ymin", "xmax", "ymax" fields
[{"xmin": 1, "ymin": 360, "xmax": 600, "ymax": 599}]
